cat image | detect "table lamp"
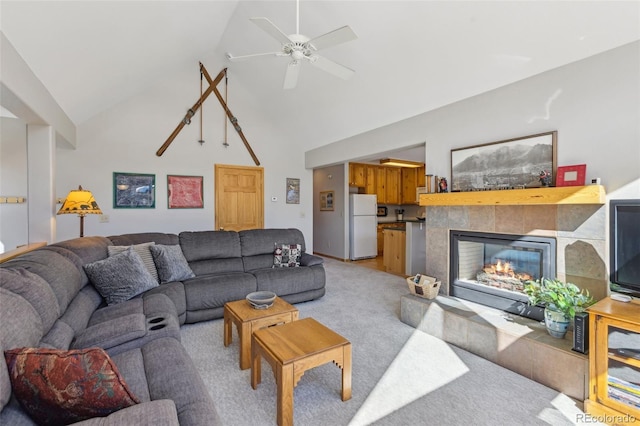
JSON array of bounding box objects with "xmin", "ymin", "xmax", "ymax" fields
[{"xmin": 57, "ymin": 185, "xmax": 102, "ymax": 237}]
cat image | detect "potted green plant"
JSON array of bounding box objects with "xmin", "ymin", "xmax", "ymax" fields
[{"xmin": 523, "ymin": 278, "xmax": 594, "ymax": 338}]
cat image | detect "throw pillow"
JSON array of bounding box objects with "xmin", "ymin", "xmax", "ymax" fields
[
  {"xmin": 84, "ymin": 247, "xmax": 159, "ymax": 305},
  {"xmin": 273, "ymin": 243, "xmax": 302, "ymax": 268},
  {"xmin": 149, "ymin": 244, "xmax": 195, "ymax": 283},
  {"xmin": 4, "ymin": 347, "xmax": 139, "ymax": 425},
  {"xmin": 108, "ymin": 242, "xmax": 159, "ymax": 283}
]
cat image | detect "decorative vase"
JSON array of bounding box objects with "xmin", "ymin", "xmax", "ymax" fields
[{"xmin": 544, "ymin": 307, "xmax": 570, "ymax": 339}]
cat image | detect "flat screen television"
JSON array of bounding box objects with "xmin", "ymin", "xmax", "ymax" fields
[{"xmin": 609, "ymin": 199, "xmax": 640, "ymax": 297}]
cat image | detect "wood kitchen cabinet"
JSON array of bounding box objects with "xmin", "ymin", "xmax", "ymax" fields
[
  {"xmin": 365, "ymin": 165, "xmax": 377, "ymax": 195},
  {"xmin": 382, "ymin": 228, "xmax": 406, "ymax": 275},
  {"xmin": 401, "ymin": 168, "xmax": 417, "ymax": 204},
  {"xmin": 585, "ymin": 297, "xmax": 640, "ymax": 424},
  {"xmin": 385, "ymin": 168, "xmax": 401, "ymax": 205},
  {"xmin": 376, "ymin": 167, "xmax": 387, "ymax": 203},
  {"xmin": 376, "ymin": 224, "xmax": 385, "ymax": 255},
  {"xmin": 417, "ymin": 165, "xmax": 426, "ymax": 187},
  {"xmin": 349, "ymin": 163, "xmax": 366, "ymax": 187}
]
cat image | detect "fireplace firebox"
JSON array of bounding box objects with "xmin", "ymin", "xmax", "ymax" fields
[{"xmin": 449, "ymin": 230, "xmax": 556, "ymax": 321}]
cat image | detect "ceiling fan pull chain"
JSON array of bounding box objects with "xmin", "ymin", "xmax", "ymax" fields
[{"xmin": 198, "ymin": 67, "xmax": 204, "ymax": 145}]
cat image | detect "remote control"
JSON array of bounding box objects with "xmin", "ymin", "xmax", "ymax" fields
[{"xmin": 610, "ymin": 293, "xmax": 632, "ymax": 302}]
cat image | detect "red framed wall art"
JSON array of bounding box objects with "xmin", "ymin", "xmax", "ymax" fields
[
  {"xmin": 167, "ymin": 175, "xmax": 204, "ymax": 208},
  {"xmin": 555, "ymin": 164, "xmax": 586, "ymax": 187}
]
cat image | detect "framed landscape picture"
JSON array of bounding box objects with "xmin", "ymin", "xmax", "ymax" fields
[
  {"xmin": 320, "ymin": 190, "xmax": 334, "ymax": 211},
  {"xmin": 113, "ymin": 172, "xmax": 155, "ymax": 208},
  {"xmin": 168, "ymin": 175, "xmax": 204, "ymax": 208},
  {"xmin": 451, "ymin": 131, "xmax": 557, "ymax": 192},
  {"xmin": 286, "ymin": 178, "xmax": 300, "ymax": 204}
]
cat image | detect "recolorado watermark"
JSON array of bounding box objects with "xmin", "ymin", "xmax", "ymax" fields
[{"xmin": 576, "ymin": 413, "xmax": 637, "ymax": 424}]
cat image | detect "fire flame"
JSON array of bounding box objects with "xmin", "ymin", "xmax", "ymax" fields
[{"xmin": 482, "ymin": 259, "xmax": 533, "ymax": 281}]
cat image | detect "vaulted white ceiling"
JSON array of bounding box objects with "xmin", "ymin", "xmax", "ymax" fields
[{"xmin": 2, "ymin": 1, "xmax": 639, "ymax": 152}]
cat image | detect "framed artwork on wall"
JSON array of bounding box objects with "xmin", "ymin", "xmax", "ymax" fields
[
  {"xmin": 167, "ymin": 175, "xmax": 204, "ymax": 208},
  {"xmin": 320, "ymin": 190, "xmax": 334, "ymax": 211},
  {"xmin": 556, "ymin": 164, "xmax": 586, "ymax": 187},
  {"xmin": 286, "ymin": 178, "xmax": 300, "ymax": 204},
  {"xmin": 113, "ymin": 172, "xmax": 155, "ymax": 208},
  {"xmin": 451, "ymin": 131, "xmax": 557, "ymax": 191}
]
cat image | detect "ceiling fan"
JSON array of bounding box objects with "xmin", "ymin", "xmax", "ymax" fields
[{"xmin": 226, "ymin": 0, "xmax": 357, "ymax": 89}]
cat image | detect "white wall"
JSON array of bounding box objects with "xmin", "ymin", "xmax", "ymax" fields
[
  {"xmin": 0, "ymin": 117, "xmax": 28, "ymax": 251},
  {"xmin": 313, "ymin": 164, "xmax": 347, "ymax": 259},
  {"xmin": 306, "ymin": 42, "xmax": 640, "ymax": 201},
  {"xmin": 55, "ymin": 62, "xmax": 315, "ymax": 248}
]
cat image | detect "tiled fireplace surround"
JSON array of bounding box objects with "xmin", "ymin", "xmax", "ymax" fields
[{"xmin": 400, "ymin": 204, "xmax": 606, "ymax": 401}]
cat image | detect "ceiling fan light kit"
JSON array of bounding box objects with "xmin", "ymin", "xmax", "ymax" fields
[{"xmin": 227, "ymin": 0, "xmax": 357, "ymax": 89}]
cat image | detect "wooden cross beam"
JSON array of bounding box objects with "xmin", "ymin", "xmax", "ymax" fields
[{"xmin": 156, "ymin": 64, "xmax": 260, "ymax": 166}]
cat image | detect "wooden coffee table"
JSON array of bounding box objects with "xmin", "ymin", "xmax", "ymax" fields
[
  {"xmin": 224, "ymin": 297, "xmax": 299, "ymax": 370},
  {"xmin": 251, "ymin": 317, "xmax": 352, "ymax": 426}
]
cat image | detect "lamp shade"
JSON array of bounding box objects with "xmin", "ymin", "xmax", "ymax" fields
[{"xmin": 57, "ymin": 186, "xmax": 102, "ymax": 216}]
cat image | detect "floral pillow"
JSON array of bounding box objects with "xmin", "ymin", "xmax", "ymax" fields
[
  {"xmin": 273, "ymin": 243, "xmax": 302, "ymax": 268},
  {"xmin": 4, "ymin": 347, "xmax": 140, "ymax": 425}
]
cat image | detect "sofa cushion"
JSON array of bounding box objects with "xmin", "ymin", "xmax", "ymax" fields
[
  {"xmin": 273, "ymin": 243, "xmax": 301, "ymax": 268},
  {"xmin": 111, "ymin": 337, "xmax": 219, "ymax": 425},
  {"xmin": 252, "ymin": 266, "xmax": 320, "ymax": 296},
  {"xmin": 183, "ymin": 273, "xmax": 256, "ymax": 312},
  {"xmin": 84, "ymin": 247, "xmax": 159, "ymax": 305},
  {"xmin": 108, "ymin": 242, "xmax": 159, "ymax": 283},
  {"xmin": 240, "ymin": 228, "xmax": 306, "ymax": 257},
  {"xmin": 73, "ymin": 399, "xmax": 180, "ymax": 425},
  {"xmin": 0, "ymin": 268, "xmax": 60, "ymax": 333},
  {"xmin": 1, "ymin": 249, "xmax": 83, "ymax": 316},
  {"xmin": 50, "ymin": 236, "xmax": 112, "ymax": 266},
  {"xmin": 150, "ymin": 244, "xmax": 195, "ymax": 283},
  {"xmin": 108, "ymin": 232, "xmax": 179, "ymax": 247},
  {"xmin": 4, "ymin": 347, "xmax": 139, "ymax": 425}
]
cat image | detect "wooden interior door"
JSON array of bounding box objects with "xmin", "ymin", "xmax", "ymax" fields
[{"xmin": 215, "ymin": 164, "xmax": 264, "ymax": 231}]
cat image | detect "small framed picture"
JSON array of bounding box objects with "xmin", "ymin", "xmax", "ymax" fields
[
  {"xmin": 556, "ymin": 164, "xmax": 586, "ymax": 187},
  {"xmin": 168, "ymin": 175, "xmax": 204, "ymax": 208},
  {"xmin": 320, "ymin": 190, "xmax": 334, "ymax": 211},
  {"xmin": 286, "ymin": 178, "xmax": 300, "ymax": 204},
  {"xmin": 113, "ymin": 172, "xmax": 155, "ymax": 208}
]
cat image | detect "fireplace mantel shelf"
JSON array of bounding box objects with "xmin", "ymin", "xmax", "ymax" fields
[{"xmin": 419, "ymin": 185, "xmax": 606, "ymax": 206}]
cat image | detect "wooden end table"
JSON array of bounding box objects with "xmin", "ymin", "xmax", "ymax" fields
[
  {"xmin": 224, "ymin": 297, "xmax": 299, "ymax": 370},
  {"xmin": 251, "ymin": 317, "xmax": 352, "ymax": 426}
]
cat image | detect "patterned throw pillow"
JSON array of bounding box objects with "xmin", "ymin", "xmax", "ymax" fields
[
  {"xmin": 84, "ymin": 246, "xmax": 159, "ymax": 305},
  {"xmin": 273, "ymin": 243, "xmax": 302, "ymax": 268},
  {"xmin": 4, "ymin": 347, "xmax": 139, "ymax": 425},
  {"xmin": 108, "ymin": 242, "xmax": 159, "ymax": 283},
  {"xmin": 149, "ymin": 244, "xmax": 195, "ymax": 283}
]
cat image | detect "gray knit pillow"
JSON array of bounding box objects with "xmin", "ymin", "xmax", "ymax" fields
[
  {"xmin": 108, "ymin": 242, "xmax": 158, "ymax": 283},
  {"xmin": 149, "ymin": 244, "xmax": 195, "ymax": 283},
  {"xmin": 84, "ymin": 247, "xmax": 159, "ymax": 305}
]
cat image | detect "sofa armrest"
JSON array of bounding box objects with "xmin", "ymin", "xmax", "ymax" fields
[
  {"xmin": 72, "ymin": 314, "xmax": 146, "ymax": 350},
  {"xmin": 300, "ymin": 253, "xmax": 324, "ymax": 267},
  {"xmin": 72, "ymin": 399, "xmax": 179, "ymax": 425}
]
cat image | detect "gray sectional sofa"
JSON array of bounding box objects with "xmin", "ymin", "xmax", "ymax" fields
[{"xmin": 1, "ymin": 228, "xmax": 325, "ymax": 425}]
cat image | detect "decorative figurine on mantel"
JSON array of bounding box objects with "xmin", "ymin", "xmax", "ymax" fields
[
  {"xmin": 539, "ymin": 170, "xmax": 552, "ymax": 187},
  {"xmin": 438, "ymin": 177, "xmax": 448, "ymax": 193}
]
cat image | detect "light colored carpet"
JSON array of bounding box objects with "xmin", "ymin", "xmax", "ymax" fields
[{"xmin": 180, "ymin": 258, "xmax": 590, "ymax": 425}]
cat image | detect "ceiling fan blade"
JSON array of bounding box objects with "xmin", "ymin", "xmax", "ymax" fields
[
  {"xmin": 226, "ymin": 51, "xmax": 283, "ymax": 62},
  {"xmin": 308, "ymin": 26, "xmax": 357, "ymax": 51},
  {"xmin": 283, "ymin": 61, "xmax": 301, "ymax": 90},
  {"xmin": 310, "ymin": 55, "xmax": 355, "ymax": 80},
  {"xmin": 250, "ymin": 17, "xmax": 292, "ymax": 45}
]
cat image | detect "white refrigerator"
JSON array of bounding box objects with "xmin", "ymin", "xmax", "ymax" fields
[{"xmin": 349, "ymin": 194, "xmax": 378, "ymax": 260}]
